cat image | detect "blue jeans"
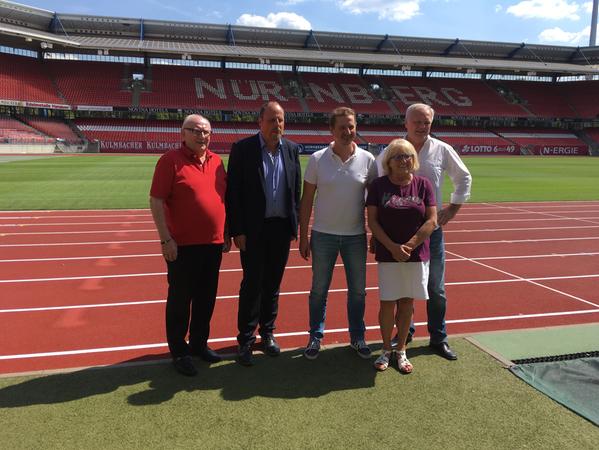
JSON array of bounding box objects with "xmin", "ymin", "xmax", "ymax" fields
[
  {"xmin": 410, "ymin": 227, "xmax": 448, "ymax": 344},
  {"xmin": 308, "ymin": 230, "xmax": 367, "ymax": 341}
]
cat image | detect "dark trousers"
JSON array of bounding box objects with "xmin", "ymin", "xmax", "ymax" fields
[
  {"xmin": 166, "ymin": 244, "xmax": 223, "ymax": 358},
  {"xmin": 237, "ymin": 218, "xmax": 292, "ymax": 347}
]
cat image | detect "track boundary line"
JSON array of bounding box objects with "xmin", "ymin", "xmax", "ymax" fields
[
  {"xmin": 446, "ymin": 249, "xmax": 599, "ymax": 309},
  {"xmin": 2, "ymin": 309, "xmax": 599, "ymax": 361},
  {"xmin": 3, "ymin": 274, "xmax": 599, "ymax": 312},
  {"xmin": 3, "ymin": 250, "xmax": 599, "ymax": 264}
]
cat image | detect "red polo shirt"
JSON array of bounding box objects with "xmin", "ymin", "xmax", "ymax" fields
[{"xmin": 150, "ymin": 144, "xmax": 226, "ymax": 245}]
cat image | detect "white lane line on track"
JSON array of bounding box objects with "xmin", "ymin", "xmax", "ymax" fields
[
  {"xmin": 2, "ymin": 217, "xmax": 599, "ymax": 227},
  {"xmin": 2, "ymin": 308, "xmax": 599, "ymax": 361},
  {"xmin": 2, "ymin": 264, "xmax": 599, "ymax": 284},
  {"xmin": 446, "ymin": 250, "xmax": 599, "ymax": 309},
  {"xmin": 0, "ymin": 229, "xmax": 156, "ymax": 236},
  {"xmin": 0, "ymin": 239, "xmax": 157, "ymax": 248},
  {"xmin": 0, "ymin": 214, "xmax": 151, "ymax": 220},
  {"xmin": 456, "ymin": 210, "xmax": 599, "ymax": 217},
  {"xmin": 0, "ymin": 221, "xmax": 154, "ymax": 227},
  {"xmin": 489, "ymin": 203, "xmax": 599, "ymax": 227},
  {"xmin": 2, "ymin": 235, "xmax": 598, "ymax": 249},
  {"xmin": 3, "ymin": 274, "xmax": 599, "ymax": 312},
  {"xmin": 3, "ymin": 250, "xmax": 599, "ymax": 264},
  {"xmin": 450, "ymin": 217, "xmax": 599, "ymax": 224},
  {"xmin": 2, "ymin": 224, "xmax": 599, "ymax": 238}
]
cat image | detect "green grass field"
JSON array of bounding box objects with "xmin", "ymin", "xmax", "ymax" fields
[
  {"xmin": 1, "ymin": 153, "xmax": 598, "ymax": 447},
  {"xmin": 0, "ymin": 155, "xmax": 598, "ymax": 210}
]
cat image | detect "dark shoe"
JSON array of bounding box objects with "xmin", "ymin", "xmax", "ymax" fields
[
  {"xmin": 236, "ymin": 344, "xmax": 253, "ymax": 366},
  {"xmin": 172, "ymin": 355, "xmax": 197, "ymax": 376},
  {"xmin": 303, "ymin": 337, "xmax": 321, "ymax": 360},
  {"xmin": 391, "ymin": 333, "xmax": 413, "ymax": 348},
  {"xmin": 262, "ymin": 335, "xmax": 280, "ymax": 357},
  {"xmin": 192, "ymin": 346, "xmax": 222, "ymax": 363},
  {"xmin": 429, "ymin": 342, "xmax": 458, "ymax": 360}
]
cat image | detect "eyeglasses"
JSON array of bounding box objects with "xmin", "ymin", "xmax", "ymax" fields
[
  {"xmin": 391, "ymin": 154, "xmax": 412, "ymax": 161},
  {"xmin": 184, "ymin": 128, "xmax": 211, "ymax": 136}
]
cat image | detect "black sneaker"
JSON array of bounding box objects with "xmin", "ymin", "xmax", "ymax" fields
[
  {"xmin": 303, "ymin": 337, "xmax": 321, "ymax": 360},
  {"xmin": 172, "ymin": 355, "xmax": 197, "ymax": 376}
]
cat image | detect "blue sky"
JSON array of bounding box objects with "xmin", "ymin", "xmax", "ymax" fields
[{"xmin": 21, "ymin": 0, "xmax": 599, "ymax": 46}]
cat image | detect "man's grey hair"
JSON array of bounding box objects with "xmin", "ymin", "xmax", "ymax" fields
[
  {"xmin": 182, "ymin": 114, "xmax": 210, "ymax": 129},
  {"xmin": 405, "ymin": 103, "xmax": 435, "ymax": 120}
]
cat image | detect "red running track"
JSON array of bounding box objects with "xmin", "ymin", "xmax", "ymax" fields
[{"xmin": 1, "ymin": 201, "xmax": 599, "ymax": 375}]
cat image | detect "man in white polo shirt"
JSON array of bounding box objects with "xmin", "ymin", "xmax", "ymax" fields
[
  {"xmin": 376, "ymin": 103, "xmax": 472, "ymax": 360},
  {"xmin": 299, "ymin": 107, "xmax": 378, "ymax": 360}
]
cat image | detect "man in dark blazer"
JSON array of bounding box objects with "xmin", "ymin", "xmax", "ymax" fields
[{"xmin": 226, "ymin": 101, "xmax": 302, "ymax": 366}]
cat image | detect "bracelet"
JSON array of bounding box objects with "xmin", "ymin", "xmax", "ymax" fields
[{"xmin": 160, "ymin": 238, "xmax": 172, "ymax": 245}]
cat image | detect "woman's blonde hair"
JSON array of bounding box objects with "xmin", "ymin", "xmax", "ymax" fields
[{"xmin": 382, "ymin": 138, "xmax": 419, "ymax": 175}]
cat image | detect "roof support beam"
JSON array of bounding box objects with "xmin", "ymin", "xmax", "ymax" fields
[
  {"xmin": 442, "ymin": 38, "xmax": 459, "ymax": 56},
  {"xmin": 507, "ymin": 43, "xmax": 525, "ymax": 59},
  {"xmin": 226, "ymin": 25, "xmax": 235, "ymax": 46},
  {"xmin": 376, "ymin": 34, "xmax": 389, "ymax": 52},
  {"xmin": 304, "ymin": 30, "xmax": 321, "ymax": 50},
  {"xmin": 140, "ymin": 18, "xmax": 144, "ymax": 41}
]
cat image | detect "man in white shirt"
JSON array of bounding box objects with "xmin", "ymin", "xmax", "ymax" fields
[
  {"xmin": 299, "ymin": 107, "xmax": 378, "ymax": 360},
  {"xmin": 376, "ymin": 103, "xmax": 472, "ymax": 360}
]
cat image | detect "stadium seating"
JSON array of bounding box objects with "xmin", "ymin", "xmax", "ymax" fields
[
  {"xmin": 300, "ymin": 73, "xmax": 394, "ymax": 115},
  {"xmin": 141, "ymin": 67, "xmax": 304, "ymax": 112},
  {"xmin": 0, "ymin": 115, "xmax": 54, "ymax": 144},
  {"xmin": 380, "ymin": 77, "xmax": 527, "ymax": 117},
  {"xmin": 25, "ymin": 117, "xmax": 81, "ymax": 143},
  {"xmin": 495, "ymin": 128, "xmax": 589, "ymax": 155},
  {"xmin": 0, "ymin": 54, "xmax": 65, "ymax": 105},
  {"xmin": 47, "ymin": 60, "xmax": 134, "ymax": 107}
]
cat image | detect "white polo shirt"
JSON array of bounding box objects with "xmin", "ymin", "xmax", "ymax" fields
[{"xmin": 304, "ymin": 142, "xmax": 377, "ymax": 235}]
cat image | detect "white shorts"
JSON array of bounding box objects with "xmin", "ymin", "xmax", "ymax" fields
[{"xmin": 377, "ymin": 261, "xmax": 429, "ymax": 301}]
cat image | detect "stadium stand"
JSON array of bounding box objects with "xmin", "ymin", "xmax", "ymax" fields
[
  {"xmin": 0, "ymin": 115, "xmax": 54, "ymax": 144},
  {"xmin": 0, "ymin": 53, "xmax": 65, "ymax": 105},
  {"xmin": 24, "ymin": 117, "xmax": 81, "ymax": 143},
  {"xmin": 0, "ymin": 3, "xmax": 597, "ymax": 155},
  {"xmin": 140, "ymin": 67, "xmax": 304, "ymax": 112},
  {"xmin": 495, "ymin": 128, "xmax": 589, "ymax": 155},
  {"xmin": 47, "ymin": 60, "xmax": 135, "ymax": 107}
]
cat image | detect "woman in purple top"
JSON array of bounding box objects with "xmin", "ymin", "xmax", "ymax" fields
[{"xmin": 366, "ymin": 139, "xmax": 437, "ymax": 373}]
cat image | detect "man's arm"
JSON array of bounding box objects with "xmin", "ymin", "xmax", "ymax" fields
[
  {"xmin": 298, "ymin": 181, "xmax": 317, "ymax": 260},
  {"xmin": 440, "ymin": 147, "xmax": 472, "ymax": 226},
  {"xmin": 149, "ymin": 196, "xmax": 177, "ymax": 262},
  {"xmin": 225, "ymin": 141, "xmax": 246, "ymax": 250}
]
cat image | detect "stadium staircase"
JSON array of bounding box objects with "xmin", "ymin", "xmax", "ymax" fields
[{"xmin": 575, "ymin": 130, "xmax": 599, "ymax": 156}]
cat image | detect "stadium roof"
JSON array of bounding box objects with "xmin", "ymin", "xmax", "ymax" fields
[{"xmin": 1, "ymin": 0, "xmax": 599, "ymax": 76}]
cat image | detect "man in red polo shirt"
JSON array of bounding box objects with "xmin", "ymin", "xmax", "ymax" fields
[{"xmin": 150, "ymin": 114, "xmax": 230, "ymax": 376}]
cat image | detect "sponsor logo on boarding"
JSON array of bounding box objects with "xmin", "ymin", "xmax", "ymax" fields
[
  {"xmin": 461, "ymin": 145, "xmax": 517, "ymax": 154},
  {"xmin": 101, "ymin": 141, "xmax": 144, "ymax": 150},
  {"xmin": 540, "ymin": 146, "xmax": 585, "ymax": 155}
]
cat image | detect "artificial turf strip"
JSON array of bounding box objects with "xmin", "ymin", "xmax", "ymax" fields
[
  {"xmin": 1, "ymin": 155, "xmax": 599, "ymax": 210},
  {"xmin": 0, "ymin": 340, "xmax": 597, "ymax": 449}
]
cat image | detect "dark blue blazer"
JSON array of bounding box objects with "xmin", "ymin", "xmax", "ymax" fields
[{"xmin": 226, "ymin": 134, "xmax": 301, "ymax": 239}]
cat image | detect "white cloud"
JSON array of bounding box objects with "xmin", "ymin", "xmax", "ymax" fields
[
  {"xmin": 506, "ymin": 0, "xmax": 580, "ymax": 20},
  {"xmin": 538, "ymin": 25, "xmax": 590, "ymax": 43},
  {"xmin": 495, "ymin": 4, "xmax": 503, "ymax": 12},
  {"xmin": 583, "ymin": 1, "xmax": 593, "ymax": 13},
  {"xmin": 236, "ymin": 12, "xmax": 312, "ymax": 30},
  {"xmin": 337, "ymin": 0, "xmax": 422, "ymax": 22}
]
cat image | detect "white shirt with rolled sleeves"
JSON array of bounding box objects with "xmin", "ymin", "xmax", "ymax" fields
[
  {"xmin": 305, "ymin": 143, "xmax": 377, "ymax": 235},
  {"xmin": 375, "ymin": 136, "xmax": 472, "ymax": 212}
]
